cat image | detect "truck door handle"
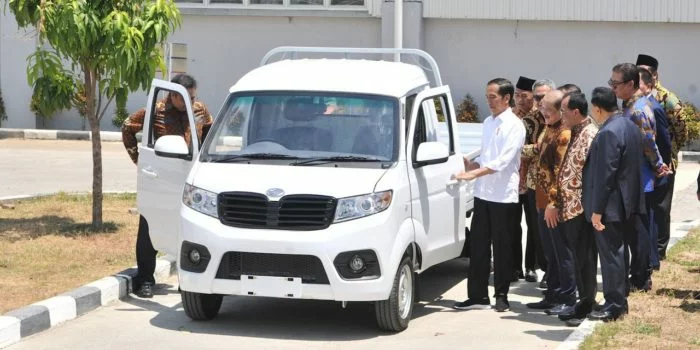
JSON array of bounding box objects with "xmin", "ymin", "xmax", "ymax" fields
[
  {"xmin": 446, "ymin": 179, "xmax": 459, "ymax": 187},
  {"xmin": 141, "ymin": 168, "xmax": 158, "ymax": 179}
]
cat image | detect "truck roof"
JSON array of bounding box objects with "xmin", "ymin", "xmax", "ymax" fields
[{"xmin": 230, "ymin": 59, "xmax": 430, "ymax": 98}]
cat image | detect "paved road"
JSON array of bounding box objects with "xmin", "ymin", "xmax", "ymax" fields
[
  {"xmin": 2, "ymin": 139, "xmax": 699, "ymax": 349},
  {"xmin": 0, "ymin": 139, "xmax": 135, "ymax": 198}
]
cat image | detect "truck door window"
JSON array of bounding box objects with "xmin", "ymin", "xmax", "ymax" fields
[
  {"xmin": 147, "ymin": 88, "xmax": 195, "ymax": 156},
  {"xmin": 432, "ymin": 95, "xmax": 455, "ymax": 155}
]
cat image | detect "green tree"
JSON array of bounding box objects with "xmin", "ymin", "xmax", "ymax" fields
[{"xmin": 6, "ymin": 0, "xmax": 181, "ymax": 229}]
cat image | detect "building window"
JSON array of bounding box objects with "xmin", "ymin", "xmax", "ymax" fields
[
  {"xmin": 174, "ymin": 0, "xmax": 364, "ymax": 6},
  {"xmin": 249, "ymin": 0, "xmax": 283, "ymax": 4},
  {"xmin": 291, "ymin": 0, "xmax": 324, "ymax": 4},
  {"xmin": 331, "ymin": 0, "xmax": 364, "ymax": 4}
]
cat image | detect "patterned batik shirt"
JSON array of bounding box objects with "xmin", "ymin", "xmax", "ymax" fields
[
  {"xmin": 534, "ymin": 120, "xmax": 571, "ymax": 210},
  {"xmin": 121, "ymin": 98, "xmax": 213, "ymax": 164},
  {"xmin": 623, "ymin": 91, "xmax": 664, "ymax": 192},
  {"xmin": 519, "ymin": 108, "xmax": 545, "ymax": 192},
  {"xmin": 655, "ymin": 82, "xmax": 689, "ymax": 170},
  {"xmin": 556, "ymin": 117, "xmax": 598, "ymax": 222}
]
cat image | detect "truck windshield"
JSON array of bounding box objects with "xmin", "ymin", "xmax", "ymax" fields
[{"xmin": 200, "ymin": 92, "xmax": 399, "ymax": 165}]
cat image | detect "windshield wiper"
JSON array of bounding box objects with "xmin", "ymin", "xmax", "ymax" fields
[
  {"xmin": 206, "ymin": 153, "xmax": 301, "ymax": 163},
  {"xmin": 291, "ymin": 156, "xmax": 383, "ymax": 166}
]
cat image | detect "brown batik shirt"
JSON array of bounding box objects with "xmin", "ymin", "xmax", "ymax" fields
[
  {"xmin": 121, "ymin": 98, "xmax": 213, "ymax": 164},
  {"xmin": 519, "ymin": 108, "xmax": 545, "ymax": 193},
  {"xmin": 556, "ymin": 117, "xmax": 598, "ymax": 222},
  {"xmin": 533, "ymin": 120, "xmax": 571, "ymax": 210}
]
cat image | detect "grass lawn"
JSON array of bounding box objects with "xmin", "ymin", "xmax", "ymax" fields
[
  {"xmin": 0, "ymin": 193, "xmax": 139, "ymax": 314},
  {"xmin": 581, "ymin": 227, "xmax": 700, "ymax": 349}
]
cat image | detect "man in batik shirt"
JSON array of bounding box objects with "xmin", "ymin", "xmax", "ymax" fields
[
  {"xmin": 512, "ymin": 76, "xmax": 544, "ymax": 283},
  {"xmin": 554, "ymin": 92, "xmax": 599, "ymax": 327},
  {"xmin": 121, "ymin": 74, "xmax": 213, "ymax": 298},
  {"xmin": 609, "ymin": 63, "xmax": 671, "ymax": 292},
  {"xmin": 636, "ymin": 54, "xmax": 688, "ymax": 261},
  {"xmin": 525, "ymin": 90, "xmax": 571, "ymax": 314}
]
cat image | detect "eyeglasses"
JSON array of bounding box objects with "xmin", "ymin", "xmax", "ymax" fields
[
  {"xmin": 608, "ymin": 79, "xmax": 629, "ymax": 88},
  {"xmin": 534, "ymin": 94, "xmax": 545, "ymax": 102}
]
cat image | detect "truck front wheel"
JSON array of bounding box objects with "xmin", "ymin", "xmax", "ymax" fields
[
  {"xmin": 375, "ymin": 257, "xmax": 414, "ymax": 332},
  {"xmin": 181, "ymin": 290, "xmax": 223, "ymax": 320}
]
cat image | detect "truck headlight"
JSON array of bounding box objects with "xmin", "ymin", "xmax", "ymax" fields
[
  {"xmin": 183, "ymin": 184, "xmax": 218, "ymax": 218},
  {"xmin": 334, "ymin": 190, "xmax": 392, "ymax": 223}
]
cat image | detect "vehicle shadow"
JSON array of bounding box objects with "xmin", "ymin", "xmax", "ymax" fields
[
  {"xmin": 123, "ymin": 259, "xmax": 471, "ymax": 341},
  {"xmin": 123, "ymin": 258, "xmax": 572, "ymax": 342}
]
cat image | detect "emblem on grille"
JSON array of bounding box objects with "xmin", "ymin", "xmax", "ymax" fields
[{"xmin": 266, "ymin": 188, "xmax": 285, "ymax": 199}]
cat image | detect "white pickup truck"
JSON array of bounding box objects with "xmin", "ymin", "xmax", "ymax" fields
[{"xmin": 137, "ymin": 47, "xmax": 481, "ymax": 332}]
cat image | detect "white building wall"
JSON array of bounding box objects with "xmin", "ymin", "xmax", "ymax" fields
[
  {"xmin": 423, "ymin": 0, "xmax": 700, "ymax": 23},
  {"xmin": 37, "ymin": 14, "xmax": 381, "ymax": 131},
  {"xmin": 424, "ymin": 19, "xmax": 700, "ymax": 119},
  {"xmin": 0, "ymin": 14, "xmax": 37, "ymax": 129}
]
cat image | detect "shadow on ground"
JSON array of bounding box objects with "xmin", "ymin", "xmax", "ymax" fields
[{"xmin": 0, "ymin": 216, "xmax": 119, "ymax": 242}]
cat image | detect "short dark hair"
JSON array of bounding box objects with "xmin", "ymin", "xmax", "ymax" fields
[
  {"xmin": 171, "ymin": 74, "xmax": 197, "ymax": 89},
  {"xmin": 612, "ymin": 63, "xmax": 639, "ymax": 89},
  {"xmin": 564, "ymin": 92, "xmax": 588, "ymax": 116},
  {"xmin": 487, "ymin": 78, "xmax": 515, "ymax": 107},
  {"xmin": 639, "ymin": 67, "xmax": 654, "ymax": 87},
  {"xmin": 558, "ymin": 84, "xmax": 582, "ymax": 95},
  {"xmin": 591, "ymin": 87, "xmax": 618, "ymax": 113}
]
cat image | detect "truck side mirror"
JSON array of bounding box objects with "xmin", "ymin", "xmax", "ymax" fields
[
  {"xmin": 414, "ymin": 141, "xmax": 449, "ymax": 167},
  {"xmin": 154, "ymin": 135, "xmax": 191, "ymax": 160}
]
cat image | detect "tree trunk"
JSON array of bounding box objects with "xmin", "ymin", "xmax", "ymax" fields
[{"xmin": 85, "ymin": 69, "xmax": 103, "ymax": 229}]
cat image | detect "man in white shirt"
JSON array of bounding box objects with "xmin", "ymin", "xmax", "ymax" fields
[{"xmin": 453, "ymin": 78, "xmax": 526, "ymax": 312}]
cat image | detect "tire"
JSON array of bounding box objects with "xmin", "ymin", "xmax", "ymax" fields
[
  {"xmin": 375, "ymin": 257, "xmax": 414, "ymax": 332},
  {"xmin": 181, "ymin": 290, "xmax": 223, "ymax": 320}
]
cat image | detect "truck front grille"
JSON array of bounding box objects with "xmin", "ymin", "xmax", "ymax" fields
[
  {"xmin": 217, "ymin": 192, "xmax": 336, "ymax": 230},
  {"xmin": 215, "ymin": 252, "xmax": 329, "ymax": 284}
]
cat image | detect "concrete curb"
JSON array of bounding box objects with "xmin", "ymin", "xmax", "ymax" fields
[
  {"xmin": 556, "ymin": 219, "xmax": 700, "ymax": 350},
  {"xmin": 0, "ymin": 128, "xmax": 124, "ymax": 142},
  {"xmin": 0, "ymin": 256, "xmax": 176, "ymax": 348},
  {"xmin": 0, "ymin": 191, "xmax": 175, "ymax": 349},
  {"xmin": 679, "ymin": 151, "xmax": 700, "ymax": 163}
]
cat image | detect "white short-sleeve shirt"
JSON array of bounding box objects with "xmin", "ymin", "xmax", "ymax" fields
[{"xmin": 474, "ymin": 108, "xmax": 526, "ymax": 203}]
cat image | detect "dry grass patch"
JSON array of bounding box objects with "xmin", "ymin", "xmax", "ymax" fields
[
  {"xmin": 0, "ymin": 193, "xmax": 139, "ymax": 314},
  {"xmin": 581, "ymin": 228, "xmax": 700, "ymax": 349}
]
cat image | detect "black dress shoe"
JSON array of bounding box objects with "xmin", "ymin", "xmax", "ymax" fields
[
  {"xmin": 545, "ymin": 304, "xmax": 573, "ymax": 316},
  {"xmin": 525, "ymin": 270, "xmax": 538, "ymax": 282},
  {"xmin": 588, "ymin": 307, "xmax": 627, "ymax": 322},
  {"xmin": 134, "ymin": 281, "xmax": 154, "ymax": 298},
  {"xmin": 559, "ymin": 302, "xmax": 593, "ymax": 321},
  {"xmin": 526, "ymin": 298, "xmax": 556, "ymax": 310},
  {"xmin": 512, "ymin": 270, "xmax": 524, "ymax": 282}
]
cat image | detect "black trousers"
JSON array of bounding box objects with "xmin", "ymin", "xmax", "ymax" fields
[
  {"xmin": 560, "ymin": 214, "xmax": 597, "ymax": 307},
  {"xmin": 630, "ymin": 212, "xmax": 652, "ymax": 289},
  {"xmin": 653, "ymin": 174, "xmax": 674, "ymax": 260},
  {"xmin": 517, "ymin": 189, "xmax": 545, "ymax": 272},
  {"xmin": 134, "ymin": 215, "xmax": 157, "ymax": 287},
  {"xmin": 538, "ymin": 210, "xmax": 561, "ymax": 300},
  {"xmin": 594, "ymin": 218, "xmax": 635, "ymax": 310},
  {"xmin": 468, "ymin": 197, "xmax": 520, "ymax": 299}
]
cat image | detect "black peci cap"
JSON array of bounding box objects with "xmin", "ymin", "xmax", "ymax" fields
[
  {"xmin": 516, "ymin": 76, "xmax": 536, "ymax": 91},
  {"xmin": 636, "ymin": 54, "xmax": 659, "ymax": 70}
]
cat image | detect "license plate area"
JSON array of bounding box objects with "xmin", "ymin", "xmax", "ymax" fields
[{"xmin": 240, "ymin": 275, "xmax": 302, "ymax": 298}]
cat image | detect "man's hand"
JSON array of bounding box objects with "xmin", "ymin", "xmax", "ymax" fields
[
  {"xmin": 453, "ymin": 171, "xmax": 477, "ymax": 181},
  {"xmin": 544, "ymin": 206, "xmax": 559, "ymax": 229},
  {"xmin": 462, "ymin": 157, "xmax": 480, "ymax": 171},
  {"xmin": 656, "ymin": 163, "xmax": 673, "ymax": 178},
  {"xmin": 591, "ymin": 213, "xmax": 605, "ymax": 232}
]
